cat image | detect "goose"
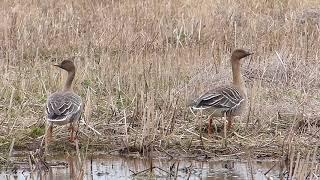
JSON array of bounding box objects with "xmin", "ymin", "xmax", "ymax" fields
[
  {"xmin": 190, "ymin": 49, "xmax": 253, "ymax": 135},
  {"xmin": 46, "ymin": 59, "xmax": 82, "ymax": 142}
]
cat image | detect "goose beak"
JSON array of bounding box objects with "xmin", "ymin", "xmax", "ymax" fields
[
  {"xmin": 53, "ymin": 64, "xmax": 60, "ymax": 67},
  {"xmin": 245, "ymin": 52, "xmax": 253, "ymax": 57}
]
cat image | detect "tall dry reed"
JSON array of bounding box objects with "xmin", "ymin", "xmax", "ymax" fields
[{"xmin": 0, "ymin": 1, "xmax": 319, "ymax": 172}]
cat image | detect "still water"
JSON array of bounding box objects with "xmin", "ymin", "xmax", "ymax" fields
[{"xmin": 1, "ymin": 155, "xmax": 279, "ymax": 180}]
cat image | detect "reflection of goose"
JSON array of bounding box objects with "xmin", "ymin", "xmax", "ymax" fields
[
  {"xmin": 46, "ymin": 59, "xmax": 83, "ymax": 142},
  {"xmin": 190, "ymin": 49, "xmax": 253, "ymax": 135}
]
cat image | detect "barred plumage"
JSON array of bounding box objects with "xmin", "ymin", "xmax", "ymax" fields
[
  {"xmin": 191, "ymin": 86, "xmax": 245, "ymax": 117},
  {"xmin": 190, "ymin": 49, "xmax": 252, "ymax": 135},
  {"xmin": 46, "ymin": 59, "xmax": 82, "ymax": 144},
  {"xmin": 47, "ymin": 91, "xmax": 82, "ymax": 125}
]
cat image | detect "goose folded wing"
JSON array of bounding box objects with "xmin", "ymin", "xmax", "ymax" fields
[
  {"xmin": 47, "ymin": 96, "xmax": 81, "ymax": 121},
  {"xmin": 193, "ymin": 87, "xmax": 244, "ymax": 110}
]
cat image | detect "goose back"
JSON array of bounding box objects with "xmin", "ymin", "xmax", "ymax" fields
[
  {"xmin": 190, "ymin": 85, "xmax": 246, "ymax": 117},
  {"xmin": 47, "ymin": 91, "xmax": 82, "ymax": 125}
]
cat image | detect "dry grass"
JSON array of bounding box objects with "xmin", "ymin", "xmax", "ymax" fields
[{"xmin": 0, "ymin": 0, "xmax": 319, "ymax": 171}]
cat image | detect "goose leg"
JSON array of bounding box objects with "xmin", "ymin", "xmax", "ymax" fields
[
  {"xmin": 69, "ymin": 121, "xmax": 80, "ymax": 142},
  {"xmin": 227, "ymin": 116, "xmax": 233, "ymax": 130},
  {"xmin": 45, "ymin": 123, "xmax": 53, "ymax": 154},
  {"xmin": 47, "ymin": 123, "xmax": 53, "ymax": 143},
  {"xmin": 208, "ymin": 118, "xmax": 213, "ymax": 136},
  {"xmin": 74, "ymin": 121, "xmax": 80, "ymax": 141},
  {"xmin": 69, "ymin": 123, "xmax": 75, "ymax": 142}
]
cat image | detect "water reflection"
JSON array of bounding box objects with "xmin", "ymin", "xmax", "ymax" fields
[{"xmin": 0, "ymin": 156, "xmax": 279, "ymax": 180}]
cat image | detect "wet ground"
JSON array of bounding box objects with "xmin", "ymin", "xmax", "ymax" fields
[{"xmin": 0, "ymin": 155, "xmax": 280, "ymax": 180}]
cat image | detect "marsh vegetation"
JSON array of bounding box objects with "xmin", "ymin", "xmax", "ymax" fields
[{"xmin": 0, "ymin": 0, "xmax": 319, "ymax": 178}]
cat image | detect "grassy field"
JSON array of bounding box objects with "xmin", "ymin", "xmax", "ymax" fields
[{"xmin": 0, "ymin": 0, "xmax": 319, "ymax": 174}]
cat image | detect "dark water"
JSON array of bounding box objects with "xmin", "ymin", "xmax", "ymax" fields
[{"xmin": 0, "ymin": 156, "xmax": 279, "ymax": 180}]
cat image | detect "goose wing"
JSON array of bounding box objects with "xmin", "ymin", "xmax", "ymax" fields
[
  {"xmin": 191, "ymin": 86, "xmax": 244, "ymax": 111},
  {"xmin": 46, "ymin": 91, "xmax": 82, "ymax": 123}
]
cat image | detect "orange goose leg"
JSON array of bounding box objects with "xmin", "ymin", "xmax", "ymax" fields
[
  {"xmin": 47, "ymin": 124, "xmax": 53, "ymax": 143},
  {"xmin": 227, "ymin": 116, "xmax": 233, "ymax": 130},
  {"xmin": 45, "ymin": 123, "xmax": 53, "ymax": 154},
  {"xmin": 69, "ymin": 123, "xmax": 75, "ymax": 142},
  {"xmin": 69, "ymin": 122, "xmax": 80, "ymax": 142},
  {"xmin": 208, "ymin": 117, "xmax": 213, "ymax": 136}
]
